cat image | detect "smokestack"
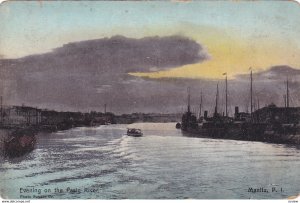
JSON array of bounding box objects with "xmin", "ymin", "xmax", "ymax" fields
[
  {"xmin": 204, "ymin": 111, "xmax": 208, "ymax": 119},
  {"xmin": 235, "ymin": 106, "xmax": 239, "ymax": 118},
  {"xmin": 0, "ymin": 96, "xmax": 2, "ymax": 123}
]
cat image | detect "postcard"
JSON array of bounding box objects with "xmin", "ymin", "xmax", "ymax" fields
[{"xmin": 0, "ymin": 0, "xmax": 299, "ymax": 201}]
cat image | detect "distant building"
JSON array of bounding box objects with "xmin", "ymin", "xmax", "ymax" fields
[
  {"xmin": 90, "ymin": 112, "xmax": 116, "ymax": 125},
  {"xmin": 115, "ymin": 113, "xmax": 181, "ymax": 124},
  {"xmin": 234, "ymin": 106, "xmax": 251, "ymax": 121},
  {"xmin": 40, "ymin": 110, "xmax": 81, "ymax": 126},
  {"xmin": 1, "ymin": 106, "xmax": 41, "ymax": 126},
  {"xmin": 252, "ymin": 104, "xmax": 300, "ymax": 124}
]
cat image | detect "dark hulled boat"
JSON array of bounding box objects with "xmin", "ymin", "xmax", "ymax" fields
[
  {"xmin": 179, "ymin": 71, "xmax": 300, "ymax": 145},
  {"xmin": 4, "ymin": 128, "xmax": 37, "ymax": 158},
  {"xmin": 180, "ymin": 72, "xmax": 267, "ymax": 141},
  {"xmin": 127, "ymin": 128, "xmax": 143, "ymax": 137},
  {"xmin": 180, "ymin": 84, "xmax": 236, "ymax": 138}
]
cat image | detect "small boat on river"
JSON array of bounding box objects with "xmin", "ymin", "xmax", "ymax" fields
[{"xmin": 127, "ymin": 128, "xmax": 143, "ymax": 137}]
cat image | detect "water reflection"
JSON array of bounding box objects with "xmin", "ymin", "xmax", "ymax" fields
[{"xmin": 0, "ymin": 123, "xmax": 299, "ymax": 199}]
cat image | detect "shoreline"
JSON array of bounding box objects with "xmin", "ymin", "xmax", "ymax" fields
[{"xmin": 181, "ymin": 129, "xmax": 300, "ymax": 146}]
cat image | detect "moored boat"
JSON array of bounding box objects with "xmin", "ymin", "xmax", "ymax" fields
[
  {"xmin": 4, "ymin": 128, "xmax": 37, "ymax": 158},
  {"xmin": 179, "ymin": 70, "xmax": 300, "ymax": 145}
]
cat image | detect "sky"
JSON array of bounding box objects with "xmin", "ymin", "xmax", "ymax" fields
[
  {"xmin": 1, "ymin": 1, "xmax": 300, "ymax": 78},
  {"xmin": 0, "ymin": 1, "xmax": 300, "ymax": 113}
]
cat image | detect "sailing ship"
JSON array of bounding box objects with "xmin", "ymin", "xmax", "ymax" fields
[
  {"xmin": 181, "ymin": 83, "xmax": 235, "ymax": 138},
  {"xmin": 260, "ymin": 77, "xmax": 300, "ymax": 144},
  {"xmin": 179, "ymin": 70, "xmax": 300, "ymax": 144},
  {"xmin": 181, "ymin": 70, "xmax": 266, "ymax": 140}
]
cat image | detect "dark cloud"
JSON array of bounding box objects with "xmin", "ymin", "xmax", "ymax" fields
[
  {"xmin": 233, "ymin": 65, "xmax": 300, "ymax": 110},
  {"xmin": 1, "ymin": 35, "xmax": 299, "ymax": 114},
  {"xmin": 54, "ymin": 35, "xmax": 209, "ymax": 72},
  {"xmin": 136, "ymin": 65, "xmax": 300, "ymax": 114},
  {"xmin": 6, "ymin": 35, "xmax": 208, "ymax": 73},
  {"xmin": 236, "ymin": 65, "xmax": 300, "ymax": 81},
  {"xmin": 0, "ymin": 35, "xmax": 209, "ymax": 112}
]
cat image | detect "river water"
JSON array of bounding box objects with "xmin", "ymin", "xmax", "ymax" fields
[{"xmin": 0, "ymin": 123, "xmax": 299, "ymax": 199}]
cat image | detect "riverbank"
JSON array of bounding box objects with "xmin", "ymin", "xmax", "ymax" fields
[{"xmin": 181, "ymin": 127, "xmax": 300, "ymax": 145}]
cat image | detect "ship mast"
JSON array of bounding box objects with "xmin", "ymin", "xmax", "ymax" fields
[
  {"xmin": 199, "ymin": 91, "xmax": 203, "ymax": 119},
  {"xmin": 250, "ymin": 69, "xmax": 253, "ymax": 115},
  {"xmin": 215, "ymin": 83, "xmax": 219, "ymax": 116},
  {"xmin": 0, "ymin": 96, "xmax": 2, "ymax": 124},
  {"xmin": 286, "ymin": 77, "xmax": 289, "ymax": 108},
  {"xmin": 225, "ymin": 73, "xmax": 228, "ymax": 117},
  {"xmin": 285, "ymin": 77, "xmax": 290, "ymax": 123},
  {"xmin": 187, "ymin": 87, "xmax": 191, "ymax": 113}
]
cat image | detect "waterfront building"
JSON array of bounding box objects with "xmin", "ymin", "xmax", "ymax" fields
[
  {"xmin": 252, "ymin": 104, "xmax": 300, "ymax": 124},
  {"xmin": 1, "ymin": 106, "xmax": 41, "ymax": 126}
]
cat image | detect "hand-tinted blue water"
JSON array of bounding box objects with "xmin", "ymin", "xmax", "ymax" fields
[{"xmin": 0, "ymin": 123, "xmax": 299, "ymax": 199}]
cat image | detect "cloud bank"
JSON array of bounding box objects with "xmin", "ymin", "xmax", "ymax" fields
[
  {"xmin": 0, "ymin": 35, "xmax": 209, "ymax": 113},
  {"xmin": 0, "ymin": 35, "xmax": 299, "ymax": 114}
]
